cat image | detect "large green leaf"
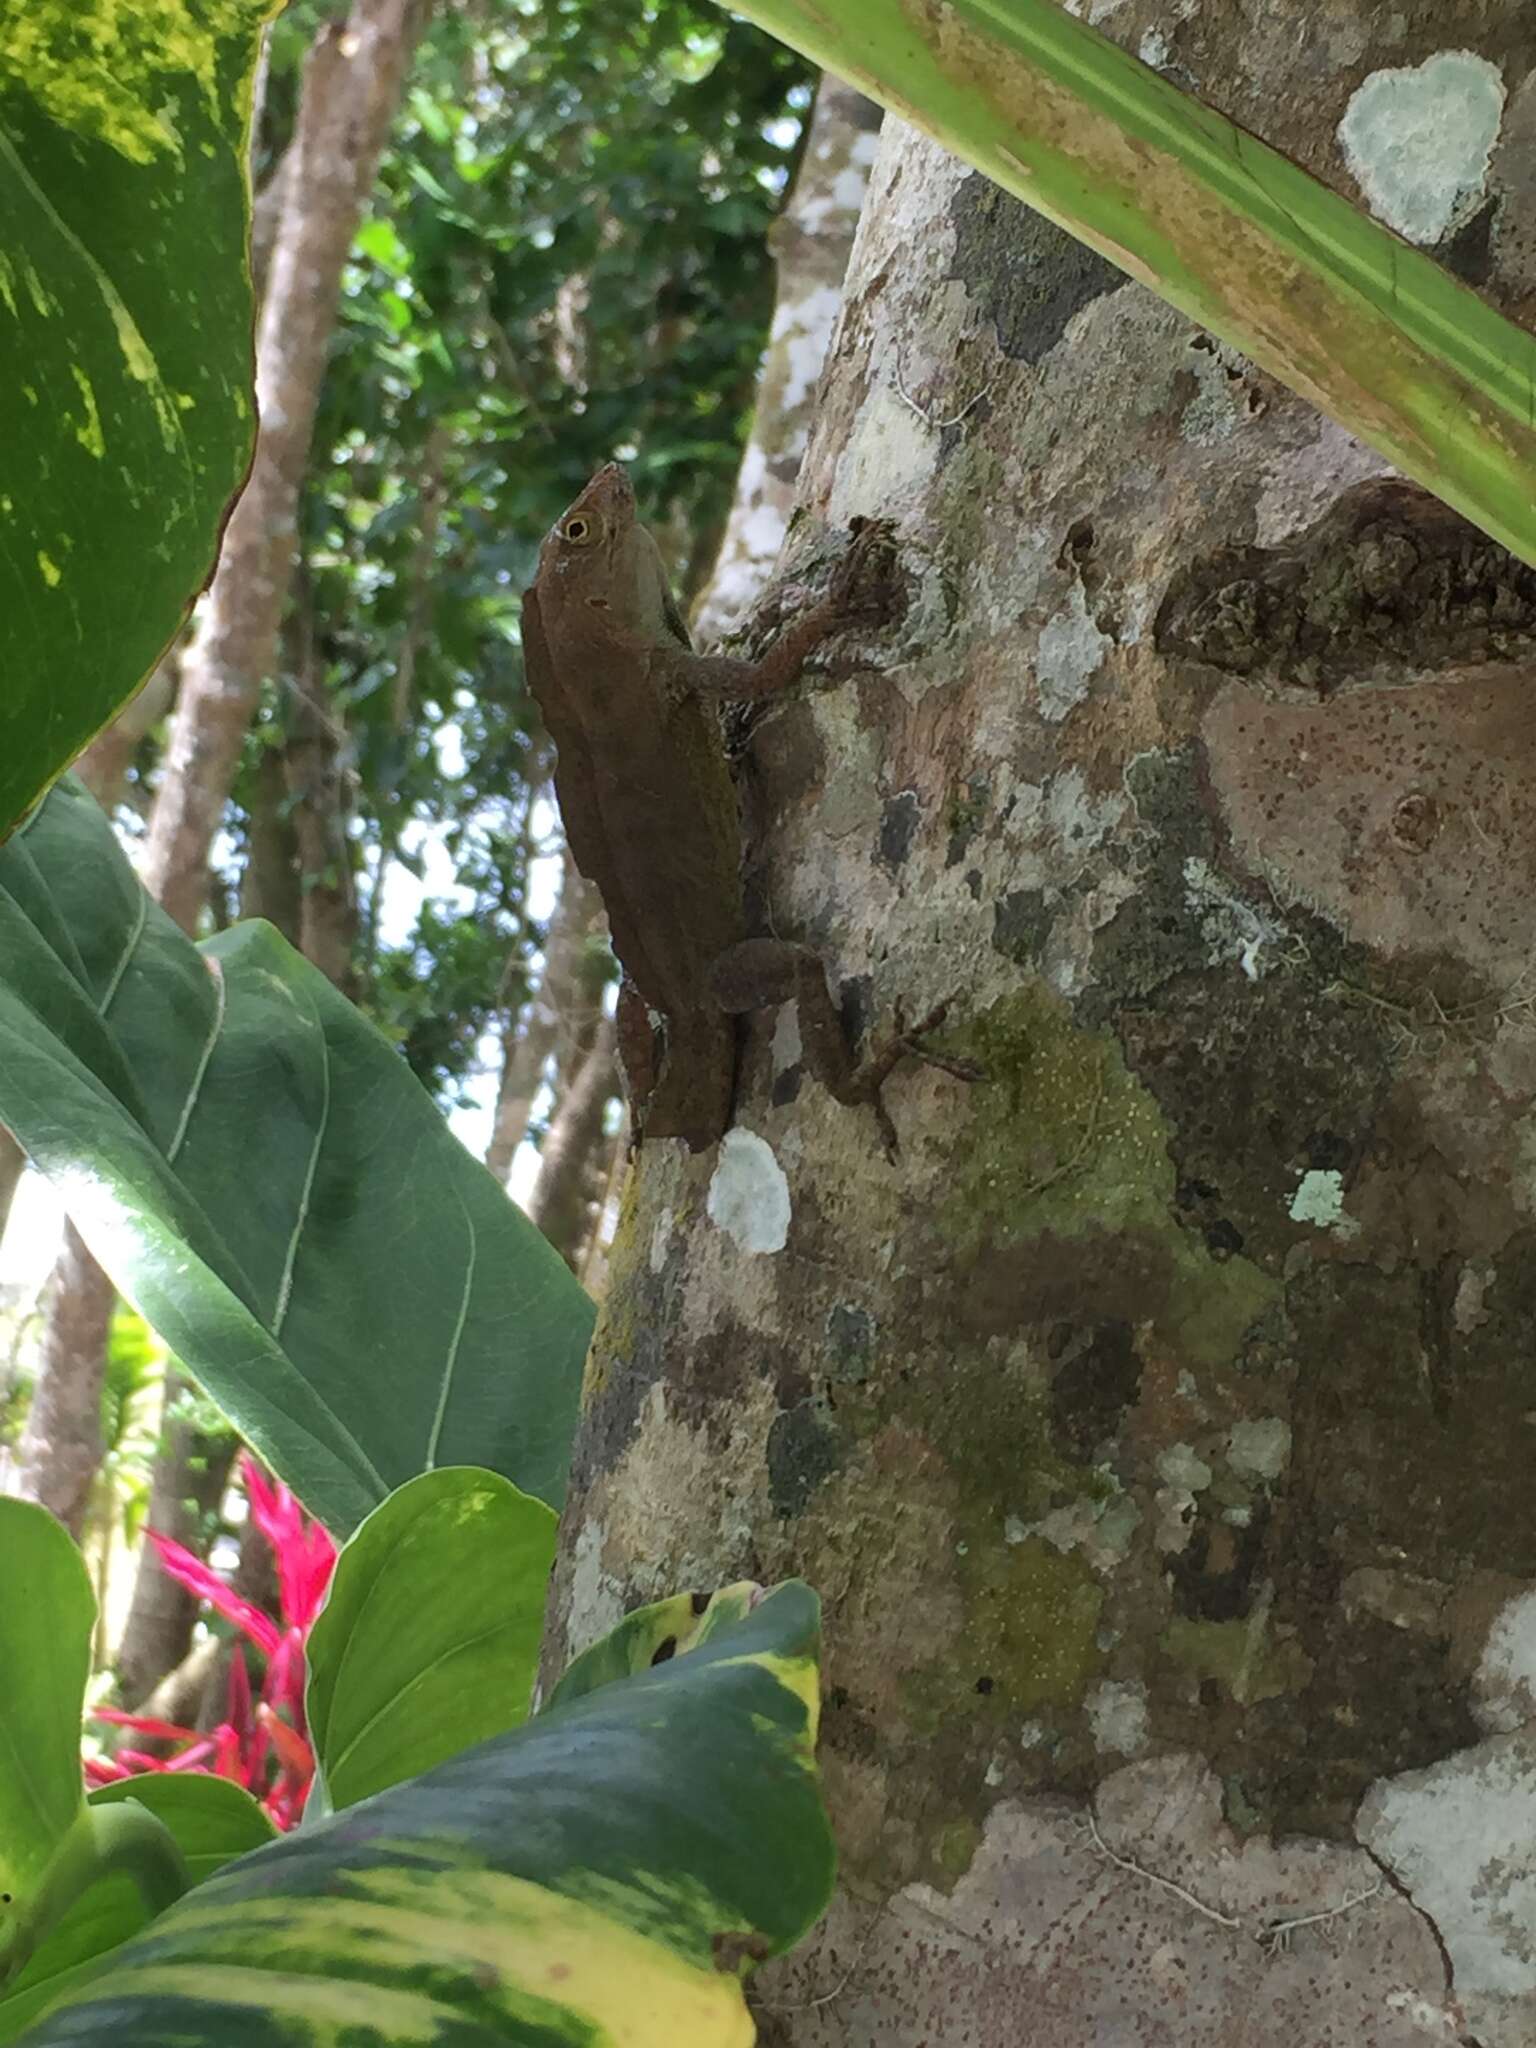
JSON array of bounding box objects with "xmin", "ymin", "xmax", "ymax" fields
[
  {"xmin": 0, "ymin": 1503, "xmax": 93, "ymax": 1971},
  {"xmin": 0, "ymin": 0, "xmax": 275, "ymax": 840},
  {"xmin": 0, "ymin": 1778, "xmax": 274, "ymax": 2047},
  {"xmin": 0, "ymin": 779, "xmax": 595, "ymax": 1536},
  {"xmin": 730, "ymin": 0, "xmax": 1536, "ymax": 570},
  {"xmin": 306, "ymin": 1468, "xmax": 557, "ymax": 1814},
  {"xmin": 15, "ymin": 1583, "xmax": 834, "ymax": 2048}
]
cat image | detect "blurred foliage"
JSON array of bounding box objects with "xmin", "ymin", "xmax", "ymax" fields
[{"xmin": 215, "ymin": 0, "xmax": 814, "ymax": 1108}]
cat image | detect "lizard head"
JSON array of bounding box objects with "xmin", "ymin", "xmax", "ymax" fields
[{"xmin": 534, "ymin": 464, "xmax": 679, "ymax": 640}]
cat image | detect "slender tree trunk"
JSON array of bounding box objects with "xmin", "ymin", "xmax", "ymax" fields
[
  {"xmin": 547, "ymin": 15, "xmax": 1536, "ymax": 2041},
  {"xmin": 72, "ymin": 657, "xmax": 177, "ymax": 813},
  {"xmin": 527, "ymin": 1015, "xmax": 618, "ymax": 1268},
  {"xmin": 142, "ymin": 0, "xmax": 425, "ymax": 935},
  {"xmin": 9, "ymin": 1225, "xmax": 112, "ymax": 1538},
  {"xmin": 112, "ymin": 0, "xmax": 426, "ymax": 1703},
  {"xmin": 115, "ymin": 1413, "xmax": 236, "ymax": 1707},
  {"xmin": 283, "ymin": 588, "xmax": 360, "ymax": 994},
  {"xmin": 693, "ymin": 76, "xmax": 881, "ymax": 644},
  {"xmin": 485, "ymin": 846, "xmax": 610, "ymax": 1185},
  {"xmin": 239, "ymin": 743, "xmax": 303, "ymax": 939}
]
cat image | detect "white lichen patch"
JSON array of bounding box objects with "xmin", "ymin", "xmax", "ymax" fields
[
  {"xmin": 706, "ymin": 1129, "xmax": 791, "ymax": 1254},
  {"xmin": 1014, "ymin": 1491, "xmax": 1141, "ymax": 1573},
  {"xmin": 1035, "ymin": 582, "xmax": 1112, "ymax": 721},
  {"xmin": 647, "ymin": 1205, "xmax": 675, "ymax": 1276},
  {"xmin": 1087, "ymin": 1678, "xmax": 1150, "ymax": 1757},
  {"xmin": 1359, "ymin": 1729, "xmax": 1536, "ymax": 2033},
  {"xmin": 1227, "ymin": 1417, "xmax": 1291, "ymax": 1482},
  {"xmin": 1182, "ymin": 856, "xmax": 1291, "ymax": 980},
  {"xmin": 1288, "ymin": 1167, "xmax": 1359, "ymax": 1238},
  {"xmin": 1338, "ymin": 51, "xmax": 1506, "ymax": 245},
  {"xmin": 1180, "ymin": 337, "xmax": 1253, "ymax": 446},
  {"xmin": 564, "ymin": 1518, "xmax": 627, "ymax": 1659},
  {"xmin": 1154, "ymin": 1443, "xmax": 1212, "ymax": 1553},
  {"xmin": 1477, "ymin": 1590, "xmax": 1536, "ymax": 1734},
  {"xmin": 1157, "ymin": 1443, "xmax": 1213, "ymax": 1493}
]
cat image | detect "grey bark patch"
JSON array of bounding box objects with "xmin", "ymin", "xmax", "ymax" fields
[
  {"xmin": 993, "ymin": 886, "xmax": 1056, "ymax": 966},
  {"xmin": 766, "ymin": 1400, "xmax": 845, "ymax": 1517},
  {"xmin": 1048, "ymin": 1318, "xmax": 1141, "ymax": 1460},
  {"xmin": 825, "ymin": 1301, "xmax": 875, "ymax": 1382},
  {"xmin": 877, "ymin": 787, "xmax": 921, "ymax": 869},
  {"xmin": 949, "ymin": 174, "xmax": 1121, "ymax": 363}
]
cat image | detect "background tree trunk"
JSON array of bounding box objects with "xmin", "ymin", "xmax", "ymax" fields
[
  {"xmin": 526, "ymin": 1015, "xmax": 619, "ymax": 1269},
  {"xmin": 485, "ymin": 847, "xmax": 610, "ymax": 1185},
  {"xmin": 692, "ymin": 76, "xmax": 881, "ymax": 645},
  {"xmin": 546, "ymin": 13, "xmax": 1536, "ymax": 2042},
  {"xmin": 10, "ymin": 1225, "xmax": 112, "ymax": 1538}
]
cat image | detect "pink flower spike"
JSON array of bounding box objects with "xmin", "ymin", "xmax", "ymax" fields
[
  {"xmin": 90, "ymin": 1708, "xmax": 201, "ymax": 1742},
  {"xmin": 225, "ymin": 1646, "xmax": 254, "ymax": 1743},
  {"xmin": 261, "ymin": 1627, "xmax": 308, "ymax": 1732},
  {"xmin": 84, "ymin": 1757, "xmax": 131, "ymax": 1786},
  {"xmin": 162, "ymin": 1739, "xmax": 219, "ymax": 1773},
  {"xmin": 256, "ymin": 1702, "xmax": 314, "ymax": 1780},
  {"xmin": 145, "ymin": 1530, "xmax": 281, "ymax": 1656},
  {"xmin": 240, "ymin": 1456, "xmax": 335, "ymax": 1629}
]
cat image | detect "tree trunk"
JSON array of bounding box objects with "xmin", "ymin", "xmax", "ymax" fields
[
  {"xmin": 112, "ymin": 0, "xmax": 425, "ymax": 1703},
  {"xmin": 141, "ymin": 0, "xmax": 425, "ymax": 936},
  {"xmin": 485, "ymin": 846, "xmax": 610, "ymax": 1185},
  {"xmin": 10, "ymin": 1224, "xmax": 112, "ymax": 1538},
  {"xmin": 527, "ymin": 1014, "xmax": 619, "ymax": 1269},
  {"xmin": 693, "ymin": 76, "xmax": 881, "ymax": 645},
  {"xmin": 114, "ymin": 1397, "xmax": 235, "ymax": 1706},
  {"xmin": 73, "ymin": 656, "xmax": 177, "ymax": 813},
  {"xmin": 546, "ymin": 17, "xmax": 1536, "ymax": 2041}
]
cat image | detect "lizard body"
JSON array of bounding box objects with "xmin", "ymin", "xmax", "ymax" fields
[{"xmin": 522, "ymin": 463, "xmax": 963, "ymax": 1151}]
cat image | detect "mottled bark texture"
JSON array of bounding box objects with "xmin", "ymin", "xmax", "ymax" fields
[
  {"xmin": 693, "ymin": 77, "xmax": 881, "ymax": 645},
  {"xmin": 546, "ymin": 11, "xmax": 1536, "ymax": 2043}
]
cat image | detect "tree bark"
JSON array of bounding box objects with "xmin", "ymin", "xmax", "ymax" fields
[
  {"xmin": 693, "ymin": 76, "xmax": 881, "ymax": 645},
  {"xmin": 72, "ymin": 657, "xmax": 177, "ymax": 813},
  {"xmin": 141, "ymin": 0, "xmax": 425, "ymax": 935},
  {"xmin": 546, "ymin": 15, "xmax": 1536, "ymax": 2042},
  {"xmin": 527, "ymin": 1014, "xmax": 619, "ymax": 1269},
  {"xmin": 114, "ymin": 1409, "xmax": 236, "ymax": 1707},
  {"xmin": 485, "ymin": 846, "xmax": 610, "ymax": 1185},
  {"xmin": 112, "ymin": 0, "xmax": 426, "ymax": 1704},
  {"xmin": 10, "ymin": 1225, "xmax": 112, "ymax": 1539}
]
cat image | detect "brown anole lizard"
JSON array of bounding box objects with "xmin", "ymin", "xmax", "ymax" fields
[{"xmin": 521, "ymin": 462, "xmax": 969, "ymax": 1153}]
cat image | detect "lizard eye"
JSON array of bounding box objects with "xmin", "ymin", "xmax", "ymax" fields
[{"xmin": 562, "ymin": 515, "xmax": 594, "ymax": 544}]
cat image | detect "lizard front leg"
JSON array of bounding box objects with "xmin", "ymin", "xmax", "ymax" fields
[
  {"xmin": 709, "ymin": 937, "xmax": 979, "ymax": 1156},
  {"xmin": 657, "ymin": 519, "xmax": 901, "ymax": 703}
]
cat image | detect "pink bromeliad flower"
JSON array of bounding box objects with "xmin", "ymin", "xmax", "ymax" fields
[{"xmin": 87, "ymin": 1455, "xmax": 336, "ymax": 1830}]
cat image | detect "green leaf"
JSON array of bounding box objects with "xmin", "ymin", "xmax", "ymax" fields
[
  {"xmin": 729, "ymin": 0, "xmax": 1536, "ymax": 570},
  {"xmin": 545, "ymin": 1589, "xmax": 710, "ymax": 1710},
  {"xmin": 306, "ymin": 1468, "xmax": 557, "ymax": 1813},
  {"xmin": 0, "ymin": 779, "xmax": 595, "ymax": 1536},
  {"xmin": 0, "ymin": 0, "xmax": 276, "ymax": 839},
  {"xmin": 0, "ymin": 1779, "xmax": 273, "ymax": 2046},
  {"xmin": 0, "ymin": 1503, "xmax": 93, "ymax": 1972},
  {"xmin": 16, "ymin": 1584, "xmax": 834, "ymax": 2048}
]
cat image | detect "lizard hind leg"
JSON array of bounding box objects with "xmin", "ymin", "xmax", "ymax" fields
[{"xmin": 709, "ymin": 937, "xmax": 978, "ymax": 1155}]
